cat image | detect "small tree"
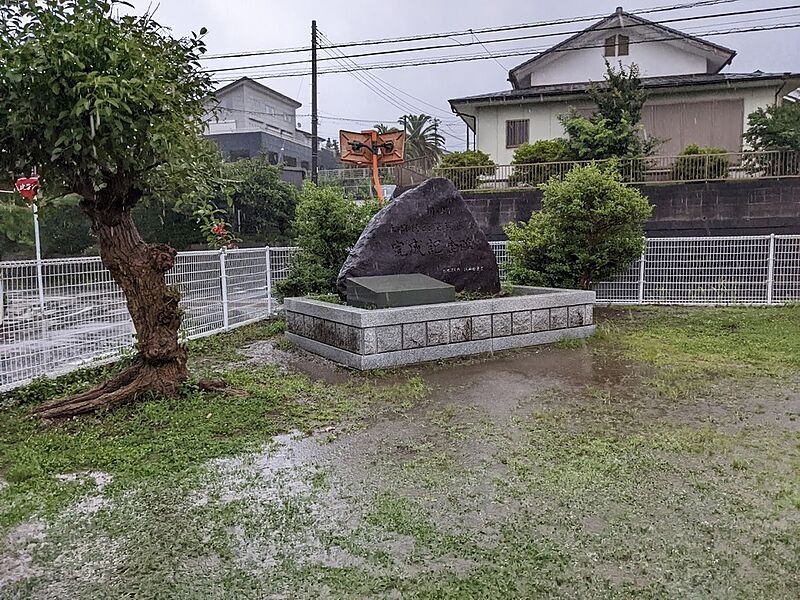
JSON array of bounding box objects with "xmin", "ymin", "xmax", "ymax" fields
[
  {"xmin": 505, "ymin": 163, "xmax": 652, "ymax": 290},
  {"xmin": 743, "ymin": 103, "xmax": 800, "ymax": 175},
  {"xmin": 559, "ymin": 62, "xmax": 658, "ymax": 169},
  {"xmin": 279, "ymin": 183, "xmax": 378, "ymax": 297},
  {"xmin": 589, "ymin": 61, "xmax": 648, "ymax": 125},
  {"xmin": 0, "ymin": 0, "xmax": 219, "ymax": 416},
  {"xmin": 436, "ymin": 150, "xmax": 495, "ymax": 191}
]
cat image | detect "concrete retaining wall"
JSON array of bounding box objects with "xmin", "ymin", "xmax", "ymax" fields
[
  {"xmin": 285, "ymin": 287, "xmax": 595, "ymax": 370},
  {"xmin": 463, "ymin": 178, "xmax": 800, "ymax": 240}
]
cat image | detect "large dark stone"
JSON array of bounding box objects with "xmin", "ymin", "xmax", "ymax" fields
[{"xmin": 337, "ymin": 178, "xmax": 501, "ymax": 297}]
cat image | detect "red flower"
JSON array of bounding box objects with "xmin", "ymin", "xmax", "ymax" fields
[{"xmin": 211, "ymin": 223, "xmax": 225, "ymax": 236}]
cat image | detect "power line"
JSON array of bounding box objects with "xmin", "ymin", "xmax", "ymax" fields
[
  {"xmin": 319, "ymin": 31, "xmax": 455, "ymax": 120},
  {"xmin": 213, "ymin": 21, "xmax": 800, "ymax": 81},
  {"xmin": 317, "ymin": 30, "xmax": 420, "ymax": 118},
  {"xmin": 202, "ymin": 0, "xmax": 743, "ymax": 61},
  {"xmin": 206, "ymin": 105, "xmax": 462, "ymax": 124},
  {"xmin": 205, "ymin": 5, "xmax": 798, "ymax": 74},
  {"xmin": 317, "ymin": 31, "xmax": 466, "ymax": 143}
]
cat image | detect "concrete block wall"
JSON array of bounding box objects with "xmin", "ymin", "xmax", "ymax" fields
[{"xmin": 462, "ymin": 178, "xmax": 800, "ymax": 240}]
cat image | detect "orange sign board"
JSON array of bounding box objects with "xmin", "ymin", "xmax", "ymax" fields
[{"xmin": 339, "ymin": 130, "xmax": 405, "ymax": 166}]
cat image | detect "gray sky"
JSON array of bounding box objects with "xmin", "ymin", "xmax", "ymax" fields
[{"xmin": 132, "ymin": 0, "xmax": 800, "ymax": 150}]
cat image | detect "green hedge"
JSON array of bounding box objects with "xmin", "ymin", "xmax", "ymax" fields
[
  {"xmin": 671, "ymin": 144, "xmax": 730, "ymax": 181},
  {"xmin": 435, "ymin": 150, "xmax": 495, "ymax": 190},
  {"xmin": 509, "ymin": 140, "xmax": 570, "ymax": 186}
]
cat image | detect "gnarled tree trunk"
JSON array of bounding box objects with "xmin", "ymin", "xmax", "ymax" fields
[{"xmin": 33, "ymin": 183, "xmax": 188, "ymax": 418}]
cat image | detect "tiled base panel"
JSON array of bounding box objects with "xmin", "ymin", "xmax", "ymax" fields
[{"xmin": 284, "ymin": 286, "xmax": 595, "ymax": 370}]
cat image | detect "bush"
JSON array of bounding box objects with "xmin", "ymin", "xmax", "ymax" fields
[
  {"xmin": 509, "ymin": 139, "xmax": 569, "ymax": 186},
  {"xmin": 222, "ymin": 157, "xmax": 300, "ymax": 244},
  {"xmin": 743, "ymin": 103, "xmax": 800, "ymax": 176},
  {"xmin": 278, "ymin": 183, "xmax": 379, "ymax": 297},
  {"xmin": 435, "ymin": 150, "xmax": 495, "ymax": 191},
  {"xmin": 505, "ymin": 163, "xmax": 652, "ymax": 289},
  {"xmin": 671, "ymin": 144, "xmax": 730, "ymax": 181}
]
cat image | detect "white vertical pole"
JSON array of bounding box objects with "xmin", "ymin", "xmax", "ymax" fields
[
  {"xmin": 220, "ymin": 249, "xmax": 229, "ymax": 330},
  {"xmin": 637, "ymin": 245, "xmax": 646, "ymax": 304},
  {"xmin": 766, "ymin": 233, "xmax": 775, "ymax": 305},
  {"xmin": 32, "ymin": 202, "xmax": 45, "ymax": 313},
  {"xmin": 266, "ymin": 246, "xmax": 273, "ymax": 316}
]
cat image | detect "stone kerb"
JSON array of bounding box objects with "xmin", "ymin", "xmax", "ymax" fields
[{"xmin": 285, "ymin": 286, "xmax": 596, "ymax": 370}]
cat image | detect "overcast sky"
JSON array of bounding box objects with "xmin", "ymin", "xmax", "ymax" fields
[{"xmin": 131, "ymin": 0, "xmax": 800, "ymax": 150}]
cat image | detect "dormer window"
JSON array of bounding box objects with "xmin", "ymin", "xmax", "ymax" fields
[{"xmin": 604, "ymin": 34, "xmax": 630, "ymax": 57}]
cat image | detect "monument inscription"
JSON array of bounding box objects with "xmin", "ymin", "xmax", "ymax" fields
[{"xmin": 336, "ymin": 178, "xmax": 501, "ymax": 297}]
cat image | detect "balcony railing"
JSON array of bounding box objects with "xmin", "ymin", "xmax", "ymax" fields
[{"xmin": 431, "ymin": 150, "xmax": 800, "ymax": 192}]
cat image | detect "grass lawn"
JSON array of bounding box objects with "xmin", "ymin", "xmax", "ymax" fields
[{"xmin": 1, "ymin": 306, "xmax": 798, "ymax": 599}]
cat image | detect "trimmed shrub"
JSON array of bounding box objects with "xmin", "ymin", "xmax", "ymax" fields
[
  {"xmin": 435, "ymin": 150, "xmax": 495, "ymax": 191},
  {"xmin": 671, "ymin": 144, "xmax": 730, "ymax": 181},
  {"xmin": 509, "ymin": 139, "xmax": 570, "ymax": 186},
  {"xmin": 505, "ymin": 163, "xmax": 652, "ymax": 290},
  {"xmin": 278, "ymin": 183, "xmax": 379, "ymax": 297}
]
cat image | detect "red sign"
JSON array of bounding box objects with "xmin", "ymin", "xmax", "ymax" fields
[{"xmin": 14, "ymin": 176, "xmax": 40, "ymax": 203}]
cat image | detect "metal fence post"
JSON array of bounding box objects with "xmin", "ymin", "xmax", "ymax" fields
[
  {"xmin": 767, "ymin": 233, "xmax": 776, "ymax": 305},
  {"xmin": 637, "ymin": 247, "xmax": 646, "ymax": 304},
  {"xmin": 266, "ymin": 246, "xmax": 273, "ymax": 316},
  {"xmin": 219, "ymin": 248, "xmax": 229, "ymax": 329}
]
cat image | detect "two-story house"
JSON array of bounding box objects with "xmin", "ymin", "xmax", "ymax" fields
[
  {"xmin": 449, "ymin": 7, "xmax": 800, "ymax": 163},
  {"xmin": 204, "ymin": 77, "xmax": 337, "ymax": 172}
]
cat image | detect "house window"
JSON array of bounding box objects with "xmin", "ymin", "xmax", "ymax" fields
[
  {"xmin": 604, "ymin": 34, "xmax": 630, "ymax": 57},
  {"xmin": 301, "ymin": 161, "xmax": 310, "ymax": 171},
  {"xmin": 618, "ymin": 35, "xmax": 629, "ymax": 56},
  {"xmin": 267, "ymin": 152, "xmax": 279, "ymax": 165},
  {"xmin": 604, "ymin": 36, "xmax": 616, "ymax": 57},
  {"xmin": 229, "ymin": 150, "xmax": 251, "ymax": 161},
  {"xmin": 283, "ymin": 156, "xmax": 297, "ymax": 167},
  {"xmin": 505, "ymin": 119, "xmax": 529, "ymax": 148}
]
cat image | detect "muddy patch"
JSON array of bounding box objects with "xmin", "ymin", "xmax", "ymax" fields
[
  {"xmin": 243, "ymin": 339, "xmax": 351, "ymax": 385},
  {"xmin": 0, "ymin": 520, "xmax": 46, "ymax": 590}
]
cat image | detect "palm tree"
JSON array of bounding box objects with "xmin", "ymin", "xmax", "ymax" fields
[
  {"xmin": 399, "ymin": 114, "xmax": 445, "ymax": 164},
  {"xmin": 374, "ymin": 123, "xmax": 400, "ymax": 134}
]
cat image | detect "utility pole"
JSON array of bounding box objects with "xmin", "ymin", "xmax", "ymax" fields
[{"xmin": 311, "ymin": 20, "xmax": 319, "ymax": 183}]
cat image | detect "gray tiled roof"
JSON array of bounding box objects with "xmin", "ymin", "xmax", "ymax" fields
[{"xmin": 450, "ymin": 72, "xmax": 800, "ymax": 105}]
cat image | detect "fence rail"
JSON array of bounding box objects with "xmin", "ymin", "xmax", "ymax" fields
[
  {"xmin": 2, "ymin": 235, "xmax": 799, "ymax": 392},
  {"xmin": 490, "ymin": 235, "xmax": 800, "ymax": 305},
  {"xmin": 0, "ymin": 246, "xmax": 297, "ymax": 393}
]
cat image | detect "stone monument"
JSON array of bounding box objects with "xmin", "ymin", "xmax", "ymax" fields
[{"xmin": 336, "ymin": 178, "xmax": 501, "ymax": 297}]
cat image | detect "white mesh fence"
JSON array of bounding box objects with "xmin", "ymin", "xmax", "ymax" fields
[
  {"xmin": 1, "ymin": 237, "xmax": 798, "ymax": 392},
  {"xmin": 494, "ymin": 235, "xmax": 799, "ymax": 305},
  {"xmin": 0, "ymin": 247, "xmax": 293, "ymax": 392}
]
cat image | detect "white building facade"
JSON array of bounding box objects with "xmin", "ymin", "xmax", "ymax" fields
[{"xmin": 450, "ymin": 8, "xmax": 800, "ymax": 163}]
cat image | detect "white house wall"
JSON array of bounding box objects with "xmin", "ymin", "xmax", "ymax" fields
[
  {"xmin": 475, "ymin": 85, "xmax": 780, "ymax": 163},
  {"xmin": 242, "ymin": 84, "xmax": 297, "ymax": 136},
  {"xmin": 529, "ymin": 40, "xmax": 708, "ymax": 86}
]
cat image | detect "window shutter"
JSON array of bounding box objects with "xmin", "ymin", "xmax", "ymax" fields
[
  {"xmin": 618, "ymin": 35, "xmax": 630, "ymax": 56},
  {"xmin": 604, "ymin": 36, "xmax": 616, "ymax": 57}
]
